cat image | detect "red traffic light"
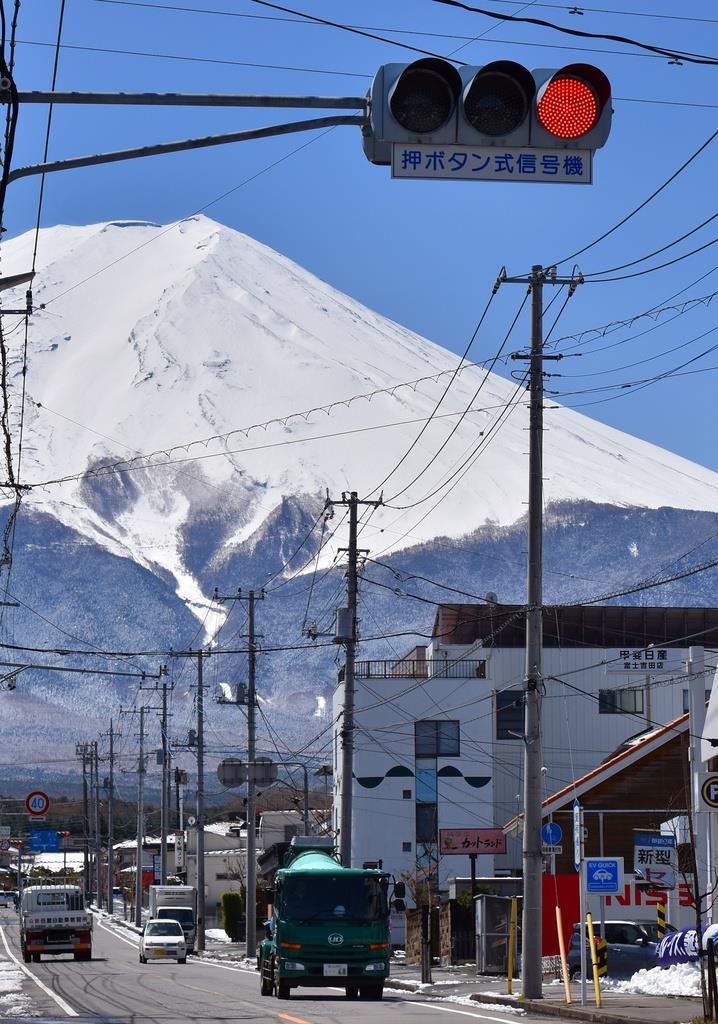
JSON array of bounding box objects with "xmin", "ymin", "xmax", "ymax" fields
[{"xmin": 535, "ymin": 64, "xmax": 610, "ymax": 140}]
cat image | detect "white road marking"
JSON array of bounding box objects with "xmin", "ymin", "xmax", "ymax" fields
[
  {"xmin": 95, "ymin": 920, "xmax": 258, "ymax": 974},
  {"xmin": 411, "ymin": 1000, "xmax": 525, "ymax": 1022},
  {"xmin": 0, "ymin": 926, "xmax": 79, "ymax": 1017},
  {"xmin": 95, "ymin": 918, "xmax": 140, "ymax": 948}
]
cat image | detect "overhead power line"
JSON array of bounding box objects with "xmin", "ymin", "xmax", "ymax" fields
[{"xmin": 429, "ymin": 0, "xmax": 718, "ymax": 64}]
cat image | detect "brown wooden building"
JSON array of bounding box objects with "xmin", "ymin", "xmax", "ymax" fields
[{"xmin": 505, "ymin": 712, "xmax": 690, "ymax": 874}]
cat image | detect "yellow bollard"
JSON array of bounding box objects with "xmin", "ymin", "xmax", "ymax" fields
[
  {"xmin": 507, "ymin": 897, "xmax": 517, "ymax": 994},
  {"xmin": 586, "ymin": 913, "xmax": 602, "ymax": 1008},
  {"xmin": 555, "ymin": 906, "xmax": 572, "ymax": 1005},
  {"xmin": 657, "ymin": 900, "xmax": 667, "ymax": 940}
]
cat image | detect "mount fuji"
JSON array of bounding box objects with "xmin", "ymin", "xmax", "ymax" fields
[{"xmin": 0, "ymin": 215, "xmax": 717, "ymax": 787}]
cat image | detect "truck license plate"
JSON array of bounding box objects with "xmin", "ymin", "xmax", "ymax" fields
[{"xmin": 324, "ymin": 964, "xmax": 347, "ymax": 976}]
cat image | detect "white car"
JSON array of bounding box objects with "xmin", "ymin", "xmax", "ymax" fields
[{"xmin": 139, "ymin": 919, "xmax": 187, "ymax": 964}]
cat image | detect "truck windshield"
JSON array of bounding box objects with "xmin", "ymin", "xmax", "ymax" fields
[
  {"xmin": 281, "ymin": 875, "xmax": 387, "ymax": 922},
  {"xmin": 158, "ymin": 908, "xmax": 194, "ymax": 926}
]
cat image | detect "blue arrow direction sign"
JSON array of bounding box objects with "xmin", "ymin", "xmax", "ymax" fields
[
  {"xmin": 28, "ymin": 830, "xmax": 60, "ymax": 852},
  {"xmin": 585, "ymin": 857, "xmax": 623, "ymax": 895},
  {"xmin": 542, "ymin": 821, "xmax": 562, "ymax": 847}
]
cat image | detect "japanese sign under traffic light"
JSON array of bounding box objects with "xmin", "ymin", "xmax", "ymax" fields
[{"xmin": 362, "ymin": 58, "xmax": 612, "ymax": 183}]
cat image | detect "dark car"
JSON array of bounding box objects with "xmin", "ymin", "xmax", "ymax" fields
[{"xmin": 568, "ymin": 920, "xmax": 660, "ymax": 980}]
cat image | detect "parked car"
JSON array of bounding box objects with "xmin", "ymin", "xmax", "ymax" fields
[
  {"xmin": 0, "ymin": 891, "xmax": 13, "ymax": 908},
  {"xmin": 568, "ymin": 920, "xmax": 659, "ymax": 979},
  {"xmin": 139, "ymin": 919, "xmax": 187, "ymax": 964}
]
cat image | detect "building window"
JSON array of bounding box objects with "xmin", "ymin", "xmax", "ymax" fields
[
  {"xmin": 683, "ymin": 689, "xmax": 711, "ymax": 714},
  {"xmin": 415, "ymin": 720, "xmax": 460, "ymax": 757},
  {"xmin": 402, "ymin": 842, "xmax": 412, "ymax": 852},
  {"xmin": 599, "ymin": 688, "xmax": 644, "ymax": 714},
  {"xmin": 402, "ymin": 789, "xmax": 412, "ymax": 800},
  {"xmin": 416, "ymin": 803, "xmax": 438, "ymax": 843},
  {"xmin": 496, "ymin": 690, "xmax": 524, "ymax": 740}
]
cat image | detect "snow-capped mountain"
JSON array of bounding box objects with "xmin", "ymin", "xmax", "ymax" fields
[
  {"xmin": 3, "ymin": 215, "xmax": 718, "ymax": 620},
  {"xmin": 1, "ymin": 215, "xmax": 718, "ymax": 786}
]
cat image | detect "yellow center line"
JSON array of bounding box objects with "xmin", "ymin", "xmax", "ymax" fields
[{"xmin": 278, "ymin": 1012, "xmax": 314, "ymax": 1024}]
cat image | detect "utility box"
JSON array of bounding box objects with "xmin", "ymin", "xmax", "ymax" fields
[
  {"xmin": 475, "ymin": 894, "xmax": 520, "ymax": 975},
  {"xmin": 334, "ymin": 608, "xmax": 352, "ymax": 643}
]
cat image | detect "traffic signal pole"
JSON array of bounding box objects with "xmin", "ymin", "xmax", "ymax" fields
[{"xmin": 504, "ymin": 265, "xmax": 582, "ymax": 999}]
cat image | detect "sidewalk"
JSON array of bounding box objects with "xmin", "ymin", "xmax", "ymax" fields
[{"xmin": 386, "ymin": 962, "xmax": 703, "ymax": 1024}]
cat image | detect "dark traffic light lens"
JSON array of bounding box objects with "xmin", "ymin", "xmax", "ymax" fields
[
  {"xmin": 537, "ymin": 76, "xmax": 598, "ymax": 138},
  {"xmin": 390, "ymin": 68, "xmax": 457, "ymax": 133},
  {"xmin": 464, "ymin": 71, "xmax": 530, "ymax": 136}
]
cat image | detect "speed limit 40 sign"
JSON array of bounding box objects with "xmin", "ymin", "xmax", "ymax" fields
[{"xmin": 25, "ymin": 791, "xmax": 50, "ymax": 817}]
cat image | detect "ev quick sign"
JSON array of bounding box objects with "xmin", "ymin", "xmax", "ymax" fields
[{"xmin": 585, "ymin": 858, "xmax": 623, "ymax": 895}]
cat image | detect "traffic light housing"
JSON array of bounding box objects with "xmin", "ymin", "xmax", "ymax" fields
[{"xmin": 362, "ymin": 58, "xmax": 612, "ymax": 165}]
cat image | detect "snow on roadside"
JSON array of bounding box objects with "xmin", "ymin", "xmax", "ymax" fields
[
  {"xmin": 608, "ymin": 963, "xmax": 702, "ymax": 997},
  {"xmin": 0, "ymin": 957, "xmax": 34, "ymax": 1017},
  {"xmin": 205, "ymin": 928, "xmax": 232, "ymax": 943},
  {"xmin": 415, "ymin": 995, "xmax": 525, "ymax": 1013}
]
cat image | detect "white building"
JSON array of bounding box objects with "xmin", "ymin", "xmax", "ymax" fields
[{"xmin": 333, "ymin": 603, "xmax": 718, "ymax": 888}]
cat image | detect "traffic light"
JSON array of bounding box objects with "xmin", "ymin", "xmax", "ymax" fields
[{"xmin": 362, "ymin": 58, "xmax": 611, "ymax": 165}]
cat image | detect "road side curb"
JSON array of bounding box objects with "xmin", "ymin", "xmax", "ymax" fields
[{"xmin": 469, "ymin": 992, "xmax": 682, "ymax": 1024}]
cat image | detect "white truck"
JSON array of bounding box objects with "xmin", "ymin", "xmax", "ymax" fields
[
  {"xmin": 20, "ymin": 884, "xmax": 93, "ymax": 962},
  {"xmin": 148, "ymin": 885, "xmax": 197, "ymax": 953}
]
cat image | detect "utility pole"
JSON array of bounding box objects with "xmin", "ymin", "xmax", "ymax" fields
[
  {"xmin": 76, "ymin": 743, "xmax": 91, "ymax": 900},
  {"xmin": 196, "ymin": 653, "xmax": 205, "ymax": 952},
  {"xmin": 213, "ymin": 587, "xmax": 265, "ymax": 959},
  {"xmin": 144, "ymin": 673, "xmax": 172, "ymax": 886},
  {"xmin": 246, "ymin": 590, "xmax": 261, "ymax": 960},
  {"xmin": 93, "ymin": 741, "xmax": 102, "ymax": 909},
  {"xmin": 505, "ymin": 264, "xmax": 582, "ymax": 1000},
  {"xmin": 135, "ymin": 706, "xmax": 147, "ymax": 928},
  {"xmin": 326, "ymin": 491, "xmax": 382, "ymax": 868},
  {"xmin": 170, "ymin": 648, "xmax": 209, "ymax": 945},
  {"xmin": 105, "ymin": 719, "xmax": 116, "ymax": 911}
]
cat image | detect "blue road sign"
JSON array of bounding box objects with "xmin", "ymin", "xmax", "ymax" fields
[
  {"xmin": 541, "ymin": 822, "xmax": 563, "ymax": 847},
  {"xmin": 28, "ymin": 830, "xmax": 60, "ymax": 852},
  {"xmin": 585, "ymin": 857, "xmax": 623, "ymax": 895}
]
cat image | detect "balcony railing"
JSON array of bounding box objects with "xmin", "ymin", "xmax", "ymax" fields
[{"xmin": 355, "ymin": 659, "xmax": 486, "ymax": 679}]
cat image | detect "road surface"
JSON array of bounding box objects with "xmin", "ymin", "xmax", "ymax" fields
[{"xmin": 0, "ymin": 906, "xmax": 549, "ymax": 1024}]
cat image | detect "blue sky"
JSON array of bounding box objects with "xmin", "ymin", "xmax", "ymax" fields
[{"xmin": 8, "ymin": 1, "xmax": 718, "ymax": 472}]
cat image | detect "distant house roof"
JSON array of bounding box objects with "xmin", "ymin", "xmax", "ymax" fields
[
  {"xmin": 433, "ymin": 603, "xmax": 718, "ymax": 648},
  {"xmin": 114, "ymin": 835, "xmax": 177, "ymax": 850}
]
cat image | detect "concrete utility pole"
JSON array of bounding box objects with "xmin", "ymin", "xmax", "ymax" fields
[
  {"xmin": 246, "ymin": 591, "xmax": 260, "ymax": 960},
  {"xmin": 504, "ymin": 265, "xmax": 582, "ymax": 1000},
  {"xmin": 105, "ymin": 719, "xmax": 116, "ymax": 911},
  {"xmin": 93, "ymin": 741, "xmax": 102, "ymax": 909},
  {"xmin": 135, "ymin": 707, "xmax": 147, "ymax": 928},
  {"xmin": 213, "ymin": 587, "xmax": 265, "ymax": 958},
  {"xmin": 75, "ymin": 743, "xmax": 91, "ymax": 900},
  {"xmin": 196, "ymin": 653, "xmax": 206, "ymax": 952},
  {"xmin": 160, "ymin": 679, "xmax": 169, "ymax": 886},
  {"xmin": 326, "ymin": 491, "xmax": 382, "ymax": 867}
]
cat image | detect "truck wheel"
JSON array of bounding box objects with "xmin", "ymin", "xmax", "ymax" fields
[
  {"xmin": 32, "ymin": 954, "xmax": 40, "ymax": 963},
  {"xmin": 178, "ymin": 957, "xmax": 187, "ymax": 964},
  {"xmin": 360, "ymin": 984, "xmax": 383, "ymax": 1000},
  {"xmin": 277, "ymin": 981, "xmax": 290, "ymax": 999},
  {"xmin": 345, "ymin": 986, "xmax": 359, "ymax": 999}
]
